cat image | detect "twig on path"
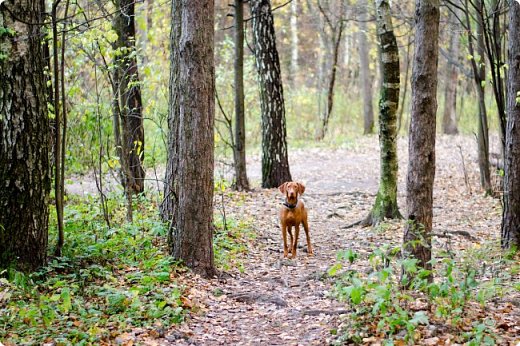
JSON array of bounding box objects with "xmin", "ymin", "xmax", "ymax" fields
[
  {"xmin": 342, "ymin": 220, "xmax": 362, "ymax": 229},
  {"xmin": 433, "ymin": 229, "xmax": 477, "ymax": 241},
  {"xmin": 458, "ymin": 145, "xmax": 472, "ymax": 195},
  {"xmin": 301, "ymin": 309, "xmax": 351, "ymax": 316}
]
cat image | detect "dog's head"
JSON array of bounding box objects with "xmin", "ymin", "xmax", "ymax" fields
[{"xmin": 278, "ymin": 181, "xmax": 305, "ymax": 205}]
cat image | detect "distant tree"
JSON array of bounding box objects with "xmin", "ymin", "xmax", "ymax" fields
[
  {"xmin": 290, "ymin": 0, "xmax": 299, "ymax": 85},
  {"xmin": 358, "ymin": 1, "xmax": 374, "ymax": 135},
  {"xmin": 0, "ymin": 0, "xmax": 51, "ymax": 271},
  {"xmin": 501, "ymin": 0, "xmax": 520, "ymax": 250},
  {"xmin": 442, "ymin": 9, "xmax": 460, "ymax": 135},
  {"xmin": 232, "ymin": 0, "xmax": 250, "ymax": 191},
  {"xmin": 461, "ymin": 0, "xmax": 492, "ymax": 194},
  {"xmin": 362, "ymin": 0, "xmax": 402, "ymax": 226},
  {"xmin": 316, "ymin": 1, "xmax": 345, "ymax": 140},
  {"xmin": 251, "ymin": 0, "xmax": 292, "ymax": 188},
  {"xmin": 113, "ymin": 0, "xmax": 145, "ymax": 197},
  {"xmin": 403, "ymin": 0, "xmax": 440, "ymax": 280},
  {"xmin": 160, "ymin": 0, "xmax": 216, "ymax": 277}
]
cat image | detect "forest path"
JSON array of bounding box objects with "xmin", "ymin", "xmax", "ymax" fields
[{"xmin": 158, "ymin": 135, "xmax": 505, "ymax": 345}]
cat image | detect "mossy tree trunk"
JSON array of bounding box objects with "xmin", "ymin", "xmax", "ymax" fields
[
  {"xmin": 251, "ymin": 0, "xmax": 292, "ymax": 188},
  {"xmin": 0, "ymin": 0, "xmax": 51, "ymax": 272},
  {"xmin": 160, "ymin": 0, "xmax": 216, "ymax": 278},
  {"xmin": 402, "ymin": 0, "xmax": 440, "ymax": 280},
  {"xmin": 361, "ymin": 0, "xmax": 401, "ymax": 227},
  {"xmin": 501, "ymin": 1, "xmax": 520, "ymax": 250}
]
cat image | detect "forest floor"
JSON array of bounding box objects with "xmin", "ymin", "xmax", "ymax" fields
[{"xmin": 68, "ymin": 135, "xmax": 520, "ymax": 345}]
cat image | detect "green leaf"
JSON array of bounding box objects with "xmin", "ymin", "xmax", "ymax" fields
[
  {"xmin": 60, "ymin": 288, "xmax": 72, "ymax": 313},
  {"xmin": 410, "ymin": 311, "xmax": 429, "ymax": 325},
  {"xmin": 327, "ymin": 263, "xmax": 342, "ymax": 277},
  {"xmin": 350, "ymin": 286, "xmax": 364, "ymax": 305}
]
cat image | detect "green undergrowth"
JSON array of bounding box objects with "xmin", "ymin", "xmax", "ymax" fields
[
  {"xmin": 329, "ymin": 242, "xmax": 519, "ymax": 345},
  {"xmin": 0, "ymin": 192, "xmax": 253, "ymax": 344},
  {"xmin": 214, "ymin": 216, "xmax": 255, "ymax": 273}
]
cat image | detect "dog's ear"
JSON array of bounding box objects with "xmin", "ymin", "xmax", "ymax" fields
[
  {"xmin": 297, "ymin": 182, "xmax": 306, "ymax": 195},
  {"xmin": 278, "ymin": 182, "xmax": 288, "ymax": 194}
]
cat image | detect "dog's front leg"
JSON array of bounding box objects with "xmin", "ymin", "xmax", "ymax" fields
[
  {"xmin": 291, "ymin": 224, "xmax": 300, "ymax": 258},
  {"xmin": 281, "ymin": 222, "xmax": 289, "ymax": 258},
  {"xmin": 287, "ymin": 227, "xmax": 294, "ymax": 254}
]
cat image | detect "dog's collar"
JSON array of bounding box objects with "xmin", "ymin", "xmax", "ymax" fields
[{"xmin": 283, "ymin": 200, "xmax": 297, "ymax": 209}]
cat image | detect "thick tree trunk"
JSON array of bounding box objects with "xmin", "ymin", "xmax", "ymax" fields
[
  {"xmin": 403, "ymin": 0, "xmax": 440, "ymax": 279},
  {"xmin": 442, "ymin": 10, "xmax": 460, "ymax": 135},
  {"xmin": 501, "ymin": 1, "xmax": 520, "ymax": 250},
  {"xmin": 0, "ymin": 0, "xmax": 50, "ymax": 272},
  {"xmin": 251, "ymin": 0, "xmax": 292, "ymax": 188},
  {"xmin": 359, "ymin": 2, "xmax": 374, "ymax": 135},
  {"xmin": 160, "ymin": 0, "xmax": 215, "ymax": 277},
  {"xmin": 362, "ymin": 0, "xmax": 401, "ymax": 227},
  {"xmin": 289, "ymin": 0, "xmax": 299, "ymax": 85},
  {"xmin": 233, "ymin": 0, "xmax": 249, "ymax": 191},
  {"xmin": 113, "ymin": 0, "xmax": 145, "ymax": 195}
]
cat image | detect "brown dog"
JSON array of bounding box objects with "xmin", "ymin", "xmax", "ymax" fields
[{"xmin": 278, "ymin": 182, "xmax": 313, "ymax": 258}]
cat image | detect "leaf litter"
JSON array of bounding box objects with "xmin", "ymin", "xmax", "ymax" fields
[{"xmin": 118, "ymin": 135, "xmax": 519, "ymax": 345}]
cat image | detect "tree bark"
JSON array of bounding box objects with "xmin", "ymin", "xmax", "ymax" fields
[
  {"xmin": 362, "ymin": 0, "xmax": 402, "ymax": 227},
  {"xmin": 233, "ymin": 0, "xmax": 250, "ymax": 191},
  {"xmin": 160, "ymin": 0, "xmax": 216, "ymax": 277},
  {"xmin": 289, "ymin": 0, "xmax": 299, "ymax": 85},
  {"xmin": 442, "ymin": 9, "xmax": 460, "ymax": 135},
  {"xmin": 402, "ymin": 0, "xmax": 440, "ymax": 280},
  {"xmin": 463, "ymin": 0, "xmax": 492, "ymax": 194},
  {"xmin": 359, "ymin": 2, "xmax": 374, "ymax": 135},
  {"xmin": 113, "ymin": 0, "xmax": 145, "ymax": 195},
  {"xmin": 501, "ymin": 1, "xmax": 520, "ymax": 250},
  {"xmin": 251, "ymin": 0, "xmax": 292, "ymax": 188},
  {"xmin": 0, "ymin": 0, "xmax": 50, "ymax": 272},
  {"xmin": 317, "ymin": 20, "xmax": 344, "ymax": 140}
]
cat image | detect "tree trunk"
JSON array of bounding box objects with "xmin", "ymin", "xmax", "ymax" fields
[
  {"xmin": 289, "ymin": 0, "xmax": 299, "ymax": 86},
  {"xmin": 0, "ymin": 0, "xmax": 51, "ymax": 272},
  {"xmin": 362, "ymin": 0, "xmax": 402, "ymax": 227},
  {"xmin": 501, "ymin": 1, "xmax": 520, "ymax": 250},
  {"xmin": 482, "ymin": 0, "xmax": 506, "ymax": 159},
  {"xmin": 442, "ymin": 9, "xmax": 460, "ymax": 135},
  {"xmin": 233, "ymin": 0, "xmax": 250, "ymax": 191},
  {"xmin": 402, "ymin": 0, "xmax": 440, "ymax": 280},
  {"xmin": 160, "ymin": 0, "xmax": 216, "ymax": 277},
  {"xmin": 147, "ymin": 0, "xmax": 153, "ymax": 33},
  {"xmin": 397, "ymin": 36, "xmax": 412, "ymax": 133},
  {"xmin": 316, "ymin": 5, "xmax": 345, "ymax": 141},
  {"xmin": 251, "ymin": 0, "xmax": 292, "ymax": 188},
  {"xmin": 359, "ymin": 2, "xmax": 374, "ymax": 135},
  {"xmin": 476, "ymin": 0, "xmax": 492, "ymax": 194},
  {"xmin": 113, "ymin": 0, "xmax": 145, "ymax": 195},
  {"xmin": 463, "ymin": 0, "xmax": 492, "ymax": 194}
]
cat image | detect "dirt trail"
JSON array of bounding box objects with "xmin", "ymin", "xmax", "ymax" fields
[
  {"xmin": 151, "ymin": 135, "xmax": 508, "ymax": 345},
  {"xmin": 66, "ymin": 135, "xmax": 514, "ymax": 345}
]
